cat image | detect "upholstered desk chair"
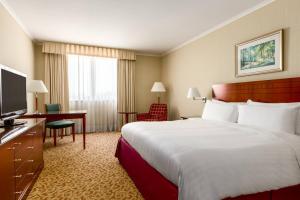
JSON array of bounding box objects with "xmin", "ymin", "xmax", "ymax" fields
[
  {"xmin": 136, "ymin": 103, "xmax": 168, "ymax": 121},
  {"xmin": 44, "ymin": 104, "xmax": 75, "ymax": 146}
]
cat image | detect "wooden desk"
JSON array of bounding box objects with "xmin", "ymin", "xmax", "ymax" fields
[{"xmin": 20, "ymin": 110, "xmax": 87, "ymax": 149}]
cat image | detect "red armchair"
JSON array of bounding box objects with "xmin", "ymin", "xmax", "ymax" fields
[{"xmin": 137, "ymin": 103, "xmax": 168, "ymax": 121}]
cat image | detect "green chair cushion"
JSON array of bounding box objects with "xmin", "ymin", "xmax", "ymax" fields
[{"xmin": 46, "ymin": 120, "xmax": 75, "ymax": 129}]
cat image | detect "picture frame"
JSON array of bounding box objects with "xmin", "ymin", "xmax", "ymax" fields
[{"xmin": 235, "ymin": 29, "xmax": 283, "ymax": 77}]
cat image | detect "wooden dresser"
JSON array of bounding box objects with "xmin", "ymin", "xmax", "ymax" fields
[{"xmin": 0, "ymin": 118, "xmax": 45, "ymax": 200}]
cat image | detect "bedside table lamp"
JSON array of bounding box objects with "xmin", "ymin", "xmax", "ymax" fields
[
  {"xmin": 151, "ymin": 82, "xmax": 166, "ymax": 104},
  {"xmin": 27, "ymin": 80, "xmax": 48, "ymax": 113},
  {"xmin": 187, "ymin": 87, "xmax": 207, "ymax": 103}
]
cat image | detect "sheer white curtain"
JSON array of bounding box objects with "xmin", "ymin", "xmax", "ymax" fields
[{"xmin": 68, "ymin": 54, "xmax": 117, "ymax": 132}]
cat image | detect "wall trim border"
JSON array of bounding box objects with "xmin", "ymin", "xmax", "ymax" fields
[{"xmin": 0, "ymin": 0, "xmax": 33, "ymax": 39}]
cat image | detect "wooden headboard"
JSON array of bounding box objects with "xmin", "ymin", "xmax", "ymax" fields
[{"xmin": 212, "ymin": 77, "xmax": 300, "ymax": 103}]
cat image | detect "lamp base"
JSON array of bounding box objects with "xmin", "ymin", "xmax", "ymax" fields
[{"xmin": 157, "ymin": 96, "xmax": 161, "ymax": 104}]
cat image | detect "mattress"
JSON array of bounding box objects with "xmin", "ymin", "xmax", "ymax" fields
[{"xmin": 121, "ymin": 119, "xmax": 300, "ymax": 200}]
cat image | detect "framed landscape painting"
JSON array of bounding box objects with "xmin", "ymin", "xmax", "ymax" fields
[{"xmin": 236, "ymin": 29, "xmax": 283, "ymax": 77}]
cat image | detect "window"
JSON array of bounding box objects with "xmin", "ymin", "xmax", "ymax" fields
[
  {"xmin": 68, "ymin": 54, "xmax": 117, "ymax": 132},
  {"xmin": 68, "ymin": 54, "xmax": 117, "ymax": 101}
]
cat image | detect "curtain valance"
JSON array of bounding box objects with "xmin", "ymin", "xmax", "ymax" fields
[{"xmin": 42, "ymin": 42, "xmax": 136, "ymax": 61}]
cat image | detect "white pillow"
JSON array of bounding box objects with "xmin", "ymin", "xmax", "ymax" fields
[
  {"xmin": 212, "ymin": 99, "xmax": 246, "ymax": 105},
  {"xmin": 238, "ymin": 104, "xmax": 298, "ymax": 134},
  {"xmin": 202, "ymin": 100, "xmax": 238, "ymax": 123},
  {"xmin": 247, "ymin": 100, "xmax": 300, "ymax": 135},
  {"xmin": 247, "ymin": 99, "xmax": 300, "ymax": 107}
]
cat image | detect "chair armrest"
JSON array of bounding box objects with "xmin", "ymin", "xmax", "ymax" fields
[
  {"xmin": 137, "ymin": 113, "xmax": 150, "ymax": 121},
  {"xmin": 157, "ymin": 115, "xmax": 167, "ymax": 121},
  {"xmin": 150, "ymin": 114, "xmax": 168, "ymax": 121}
]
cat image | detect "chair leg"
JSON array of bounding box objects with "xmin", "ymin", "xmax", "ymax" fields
[
  {"xmin": 61, "ymin": 129, "xmax": 64, "ymax": 139},
  {"xmin": 53, "ymin": 129, "xmax": 57, "ymax": 146},
  {"xmin": 43, "ymin": 128, "xmax": 46, "ymax": 143},
  {"xmin": 72, "ymin": 125, "xmax": 75, "ymax": 142}
]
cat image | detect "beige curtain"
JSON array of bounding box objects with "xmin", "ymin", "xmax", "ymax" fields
[
  {"xmin": 42, "ymin": 42, "xmax": 136, "ymax": 130},
  {"xmin": 43, "ymin": 42, "xmax": 136, "ymax": 60},
  {"xmin": 44, "ymin": 53, "xmax": 69, "ymax": 111},
  {"xmin": 117, "ymin": 59, "xmax": 135, "ymax": 129}
]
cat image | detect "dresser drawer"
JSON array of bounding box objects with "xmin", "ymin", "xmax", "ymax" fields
[
  {"xmin": 14, "ymin": 149, "xmax": 32, "ymax": 166},
  {"xmin": 13, "ymin": 132, "xmax": 34, "ymax": 153},
  {"xmin": 15, "ymin": 171, "xmax": 32, "ymax": 191},
  {"xmin": 15, "ymin": 159, "xmax": 34, "ymax": 200},
  {"xmin": 32, "ymin": 125, "xmax": 43, "ymax": 173},
  {"xmin": 15, "ymin": 157, "xmax": 37, "ymax": 198},
  {"xmin": 14, "ymin": 146, "xmax": 34, "ymax": 171},
  {"xmin": 15, "ymin": 172, "xmax": 32, "ymax": 200},
  {"xmin": 14, "ymin": 159, "xmax": 33, "ymax": 187}
]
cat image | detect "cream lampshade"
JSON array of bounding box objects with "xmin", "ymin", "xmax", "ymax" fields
[
  {"xmin": 187, "ymin": 87, "xmax": 206, "ymax": 102},
  {"xmin": 28, "ymin": 80, "xmax": 48, "ymax": 93},
  {"xmin": 151, "ymin": 82, "xmax": 166, "ymax": 103},
  {"xmin": 27, "ymin": 80, "xmax": 48, "ymax": 112}
]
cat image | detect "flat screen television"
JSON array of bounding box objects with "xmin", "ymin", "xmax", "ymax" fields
[{"xmin": 0, "ymin": 64, "xmax": 27, "ymax": 127}]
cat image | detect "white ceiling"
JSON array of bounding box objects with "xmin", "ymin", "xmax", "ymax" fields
[{"xmin": 1, "ymin": 0, "xmax": 273, "ymax": 55}]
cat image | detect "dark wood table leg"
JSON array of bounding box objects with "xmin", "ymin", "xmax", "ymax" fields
[
  {"xmin": 83, "ymin": 115, "xmax": 86, "ymax": 149},
  {"xmin": 53, "ymin": 129, "xmax": 57, "ymax": 146},
  {"xmin": 125, "ymin": 113, "xmax": 129, "ymax": 124},
  {"xmin": 72, "ymin": 125, "xmax": 75, "ymax": 142}
]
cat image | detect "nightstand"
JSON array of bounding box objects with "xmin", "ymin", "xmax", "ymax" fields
[{"xmin": 180, "ymin": 116, "xmax": 201, "ymax": 120}]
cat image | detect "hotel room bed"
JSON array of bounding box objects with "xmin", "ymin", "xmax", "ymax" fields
[
  {"xmin": 115, "ymin": 77, "xmax": 300, "ymax": 200},
  {"xmin": 116, "ymin": 119, "xmax": 300, "ymax": 200}
]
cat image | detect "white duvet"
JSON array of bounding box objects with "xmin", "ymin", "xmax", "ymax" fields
[{"xmin": 121, "ymin": 119, "xmax": 300, "ymax": 200}]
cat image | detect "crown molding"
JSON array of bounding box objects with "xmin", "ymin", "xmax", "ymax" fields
[
  {"xmin": 0, "ymin": 0, "xmax": 33, "ymax": 39},
  {"xmin": 0, "ymin": 0, "xmax": 275, "ymax": 56},
  {"xmin": 162, "ymin": 0, "xmax": 275, "ymax": 56},
  {"xmin": 136, "ymin": 52, "xmax": 161, "ymax": 57}
]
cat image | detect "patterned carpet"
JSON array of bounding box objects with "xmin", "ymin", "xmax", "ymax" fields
[{"xmin": 28, "ymin": 132, "xmax": 143, "ymax": 200}]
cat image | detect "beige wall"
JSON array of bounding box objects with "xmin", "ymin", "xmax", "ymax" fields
[
  {"xmin": 161, "ymin": 0, "xmax": 300, "ymax": 120},
  {"xmin": 34, "ymin": 44, "xmax": 45, "ymax": 112},
  {"xmin": 135, "ymin": 55, "xmax": 162, "ymax": 113},
  {"xmin": 0, "ymin": 4, "xmax": 35, "ymax": 112}
]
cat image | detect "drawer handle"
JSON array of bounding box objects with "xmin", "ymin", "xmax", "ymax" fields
[
  {"xmin": 14, "ymin": 142, "xmax": 22, "ymax": 145},
  {"xmin": 27, "ymin": 133, "xmax": 34, "ymax": 136},
  {"xmin": 14, "ymin": 158, "xmax": 22, "ymax": 162},
  {"xmin": 13, "ymin": 175, "xmax": 22, "ymax": 178},
  {"xmin": 27, "ymin": 146, "xmax": 34, "ymax": 149},
  {"xmin": 15, "ymin": 191, "xmax": 23, "ymax": 194},
  {"xmin": 27, "ymin": 159, "xmax": 34, "ymax": 163},
  {"xmin": 27, "ymin": 172, "xmax": 34, "ymax": 176},
  {"xmin": 7, "ymin": 147, "xmax": 15, "ymax": 150}
]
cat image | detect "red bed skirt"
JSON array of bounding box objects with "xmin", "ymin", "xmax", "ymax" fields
[
  {"xmin": 115, "ymin": 136, "xmax": 300, "ymax": 200},
  {"xmin": 115, "ymin": 136, "xmax": 178, "ymax": 200}
]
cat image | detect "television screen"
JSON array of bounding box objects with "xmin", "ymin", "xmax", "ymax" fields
[{"xmin": 1, "ymin": 67, "xmax": 27, "ymax": 117}]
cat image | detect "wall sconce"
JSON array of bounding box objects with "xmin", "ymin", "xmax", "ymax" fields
[{"xmin": 187, "ymin": 87, "xmax": 207, "ymax": 103}]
